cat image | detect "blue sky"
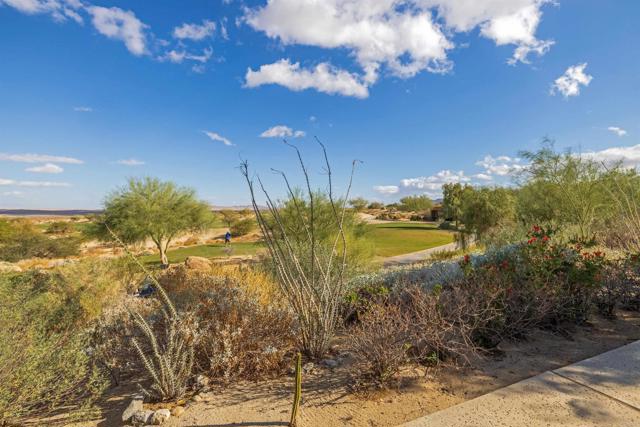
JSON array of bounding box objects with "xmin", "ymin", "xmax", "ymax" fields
[{"xmin": 1, "ymin": 0, "xmax": 639, "ymax": 209}]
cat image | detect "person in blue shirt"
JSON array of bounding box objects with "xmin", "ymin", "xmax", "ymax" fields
[{"xmin": 224, "ymin": 231, "xmax": 231, "ymax": 245}]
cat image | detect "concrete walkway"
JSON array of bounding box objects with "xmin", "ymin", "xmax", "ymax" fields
[
  {"xmin": 383, "ymin": 242, "xmax": 459, "ymax": 267},
  {"xmin": 401, "ymin": 340, "xmax": 640, "ymax": 426}
]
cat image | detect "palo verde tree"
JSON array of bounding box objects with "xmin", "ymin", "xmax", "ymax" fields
[
  {"xmin": 98, "ymin": 177, "xmax": 213, "ymax": 267},
  {"xmin": 442, "ymin": 182, "xmax": 471, "ymax": 228},
  {"xmin": 518, "ymin": 144, "xmax": 609, "ymax": 242}
]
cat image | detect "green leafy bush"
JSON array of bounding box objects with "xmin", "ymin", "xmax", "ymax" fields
[
  {"xmin": 230, "ymin": 217, "xmax": 256, "ymax": 236},
  {"xmin": 0, "ymin": 219, "xmax": 81, "ymax": 262},
  {"xmin": 0, "ymin": 268, "xmax": 119, "ymax": 423},
  {"xmin": 45, "ymin": 221, "xmax": 75, "ymax": 235}
]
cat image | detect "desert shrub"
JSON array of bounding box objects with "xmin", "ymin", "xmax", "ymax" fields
[
  {"xmin": 45, "ymin": 221, "xmax": 75, "ymax": 235},
  {"xmin": 192, "ymin": 284, "xmax": 294, "ymax": 381},
  {"xmin": 376, "ymin": 211, "xmax": 402, "ymax": 221},
  {"xmin": 367, "ymin": 201, "xmax": 384, "ymax": 210},
  {"xmin": 89, "ymin": 297, "xmax": 158, "ymax": 386},
  {"xmin": 594, "ymin": 255, "xmax": 640, "ymax": 316},
  {"xmin": 182, "ymin": 236, "xmax": 201, "ymax": 246},
  {"xmin": 400, "ymin": 285, "xmax": 488, "ymax": 365},
  {"xmin": 0, "ymin": 220, "xmax": 81, "ymax": 262},
  {"xmin": 348, "ymin": 303, "xmax": 411, "ymax": 388},
  {"xmin": 0, "ymin": 270, "xmax": 111, "ymax": 424},
  {"xmin": 230, "ymin": 217, "xmax": 256, "ymax": 236},
  {"xmin": 344, "ymin": 283, "xmax": 390, "ymax": 323},
  {"xmin": 349, "ymin": 197, "xmax": 368, "ymax": 212},
  {"xmin": 160, "ymin": 266, "xmax": 295, "ymax": 382}
]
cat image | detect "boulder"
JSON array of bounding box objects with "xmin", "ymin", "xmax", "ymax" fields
[
  {"xmin": 321, "ymin": 358, "xmax": 339, "ymax": 368},
  {"xmin": 150, "ymin": 408, "xmax": 171, "ymax": 425},
  {"xmin": 131, "ymin": 409, "xmax": 154, "ymax": 425},
  {"xmin": 0, "ymin": 262, "xmax": 22, "ymax": 273},
  {"xmin": 184, "ymin": 256, "xmax": 212, "ymax": 271},
  {"xmin": 122, "ymin": 396, "xmax": 144, "ymax": 422},
  {"xmin": 170, "ymin": 406, "xmax": 185, "ymax": 417}
]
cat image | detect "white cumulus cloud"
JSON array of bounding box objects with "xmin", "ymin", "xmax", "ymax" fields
[
  {"xmin": 25, "ymin": 163, "xmax": 64, "ymax": 174},
  {"xmin": 551, "ymin": 63, "xmax": 593, "ymax": 98},
  {"xmin": 173, "ymin": 20, "xmax": 216, "ymax": 41},
  {"xmin": 243, "ymin": 0, "xmax": 554, "ymax": 97},
  {"xmin": 476, "ymin": 155, "xmax": 526, "ymax": 176},
  {"xmin": 608, "ymin": 126, "xmax": 627, "ymax": 137},
  {"xmin": 245, "ymin": 59, "xmax": 369, "ymax": 98},
  {"xmin": 260, "ymin": 125, "xmax": 305, "ymax": 138},
  {"xmin": 582, "ymin": 144, "xmax": 640, "ymax": 169},
  {"xmin": 0, "ymin": 0, "xmax": 84, "ymax": 23},
  {"xmin": 87, "ymin": 6, "xmax": 148, "ymax": 56},
  {"xmin": 203, "ymin": 131, "xmax": 233, "ymax": 146}
]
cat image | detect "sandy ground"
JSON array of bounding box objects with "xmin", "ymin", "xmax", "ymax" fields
[{"xmin": 75, "ymin": 310, "xmax": 640, "ymax": 427}]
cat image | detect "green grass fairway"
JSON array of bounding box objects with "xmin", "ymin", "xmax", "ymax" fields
[
  {"xmin": 141, "ymin": 242, "xmax": 263, "ymax": 265},
  {"xmin": 369, "ymin": 222, "xmax": 454, "ymax": 257}
]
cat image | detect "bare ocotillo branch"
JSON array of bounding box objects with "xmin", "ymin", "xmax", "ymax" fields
[{"xmin": 240, "ymin": 142, "xmax": 359, "ymax": 358}]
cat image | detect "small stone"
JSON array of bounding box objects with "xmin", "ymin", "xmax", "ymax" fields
[
  {"xmin": 321, "ymin": 358, "xmax": 339, "ymax": 368},
  {"xmin": 302, "ymin": 362, "xmax": 315, "ymax": 374},
  {"xmin": 195, "ymin": 374, "xmax": 210, "ymax": 389},
  {"xmin": 150, "ymin": 408, "xmax": 171, "ymax": 425},
  {"xmin": 191, "ymin": 394, "xmax": 203, "ymax": 402},
  {"xmin": 171, "ymin": 406, "xmax": 185, "ymax": 417},
  {"xmin": 122, "ymin": 396, "xmax": 144, "ymax": 422},
  {"xmin": 131, "ymin": 409, "xmax": 154, "ymax": 425}
]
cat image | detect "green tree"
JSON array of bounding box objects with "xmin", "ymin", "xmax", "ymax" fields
[
  {"xmin": 219, "ymin": 209, "xmax": 240, "ymax": 228},
  {"xmin": 519, "ymin": 146, "xmax": 609, "ymax": 241},
  {"xmin": 349, "ymin": 197, "xmax": 368, "ymax": 212},
  {"xmin": 442, "ymin": 183, "xmax": 470, "ymax": 227},
  {"xmin": 460, "ymin": 187, "xmax": 516, "ymax": 240},
  {"xmin": 98, "ymin": 177, "xmax": 213, "ymax": 267},
  {"xmin": 398, "ymin": 195, "xmax": 433, "ymax": 213}
]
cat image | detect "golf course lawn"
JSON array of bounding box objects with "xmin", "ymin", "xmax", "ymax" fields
[
  {"xmin": 142, "ymin": 241, "xmax": 263, "ymax": 265},
  {"xmin": 143, "ymin": 221, "xmax": 454, "ymax": 264},
  {"xmin": 369, "ymin": 222, "xmax": 455, "ymax": 257}
]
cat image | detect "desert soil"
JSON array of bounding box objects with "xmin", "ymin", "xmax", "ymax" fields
[{"xmin": 74, "ymin": 310, "xmax": 640, "ymax": 427}]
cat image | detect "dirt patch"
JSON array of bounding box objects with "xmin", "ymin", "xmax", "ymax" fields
[{"xmin": 83, "ymin": 311, "xmax": 640, "ymax": 427}]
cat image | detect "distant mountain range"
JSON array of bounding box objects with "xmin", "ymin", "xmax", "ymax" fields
[{"xmin": 0, "ymin": 209, "xmax": 102, "ymax": 216}]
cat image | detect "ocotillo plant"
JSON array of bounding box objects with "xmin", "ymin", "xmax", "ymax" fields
[
  {"xmin": 289, "ymin": 353, "xmax": 302, "ymax": 427},
  {"xmin": 241, "ymin": 139, "xmax": 358, "ymax": 358}
]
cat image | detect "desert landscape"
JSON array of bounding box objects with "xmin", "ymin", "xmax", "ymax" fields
[{"xmin": 2, "ymin": 1, "xmax": 640, "ymax": 426}]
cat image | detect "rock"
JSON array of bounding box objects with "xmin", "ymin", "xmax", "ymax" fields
[
  {"xmin": 195, "ymin": 374, "xmax": 210, "ymax": 389},
  {"xmin": 150, "ymin": 408, "xmax": 171, "ymax": 425},
  {"xmin": 131, "ymin": 409, "xmax": 154, "ymax": 425},
  {"xmin": 302, "ymin": 362, "xmax": 316, "ymax": 374},
  {"xmin": 184, "ymin": 256, "xmax": 212, "ymax": 271},
  {"xmin": 321, "ymin": 358, "xmax": 339, "ymax": 368},
  {"xmin": 122, "ymin": 396, "xmax": 144, "ymax": 422},
  {"xmin": 191, "ymin": 394, "xmax": 203, "ymax": 402},
  {"xmin": 170, "ymin": 406, "xmax": 185, "ymax": 417},
  {"xmin": 0, "ymin": 262, "xmax": 22, "ymax": 273}
]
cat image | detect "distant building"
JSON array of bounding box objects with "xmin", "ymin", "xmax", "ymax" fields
[{"xmin": 430, "ymin": 204, "xmax": 444, "ymax": 221}]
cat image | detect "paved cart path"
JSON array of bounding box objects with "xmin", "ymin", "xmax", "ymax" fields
[{"xmin": 400, "ymin": 340, "xmax": 640, "ymax": 427}]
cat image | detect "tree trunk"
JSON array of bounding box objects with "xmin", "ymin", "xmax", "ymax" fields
[{"xmin": 159, "ymin": 244, "xmax": 169, "ymax": 269}]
